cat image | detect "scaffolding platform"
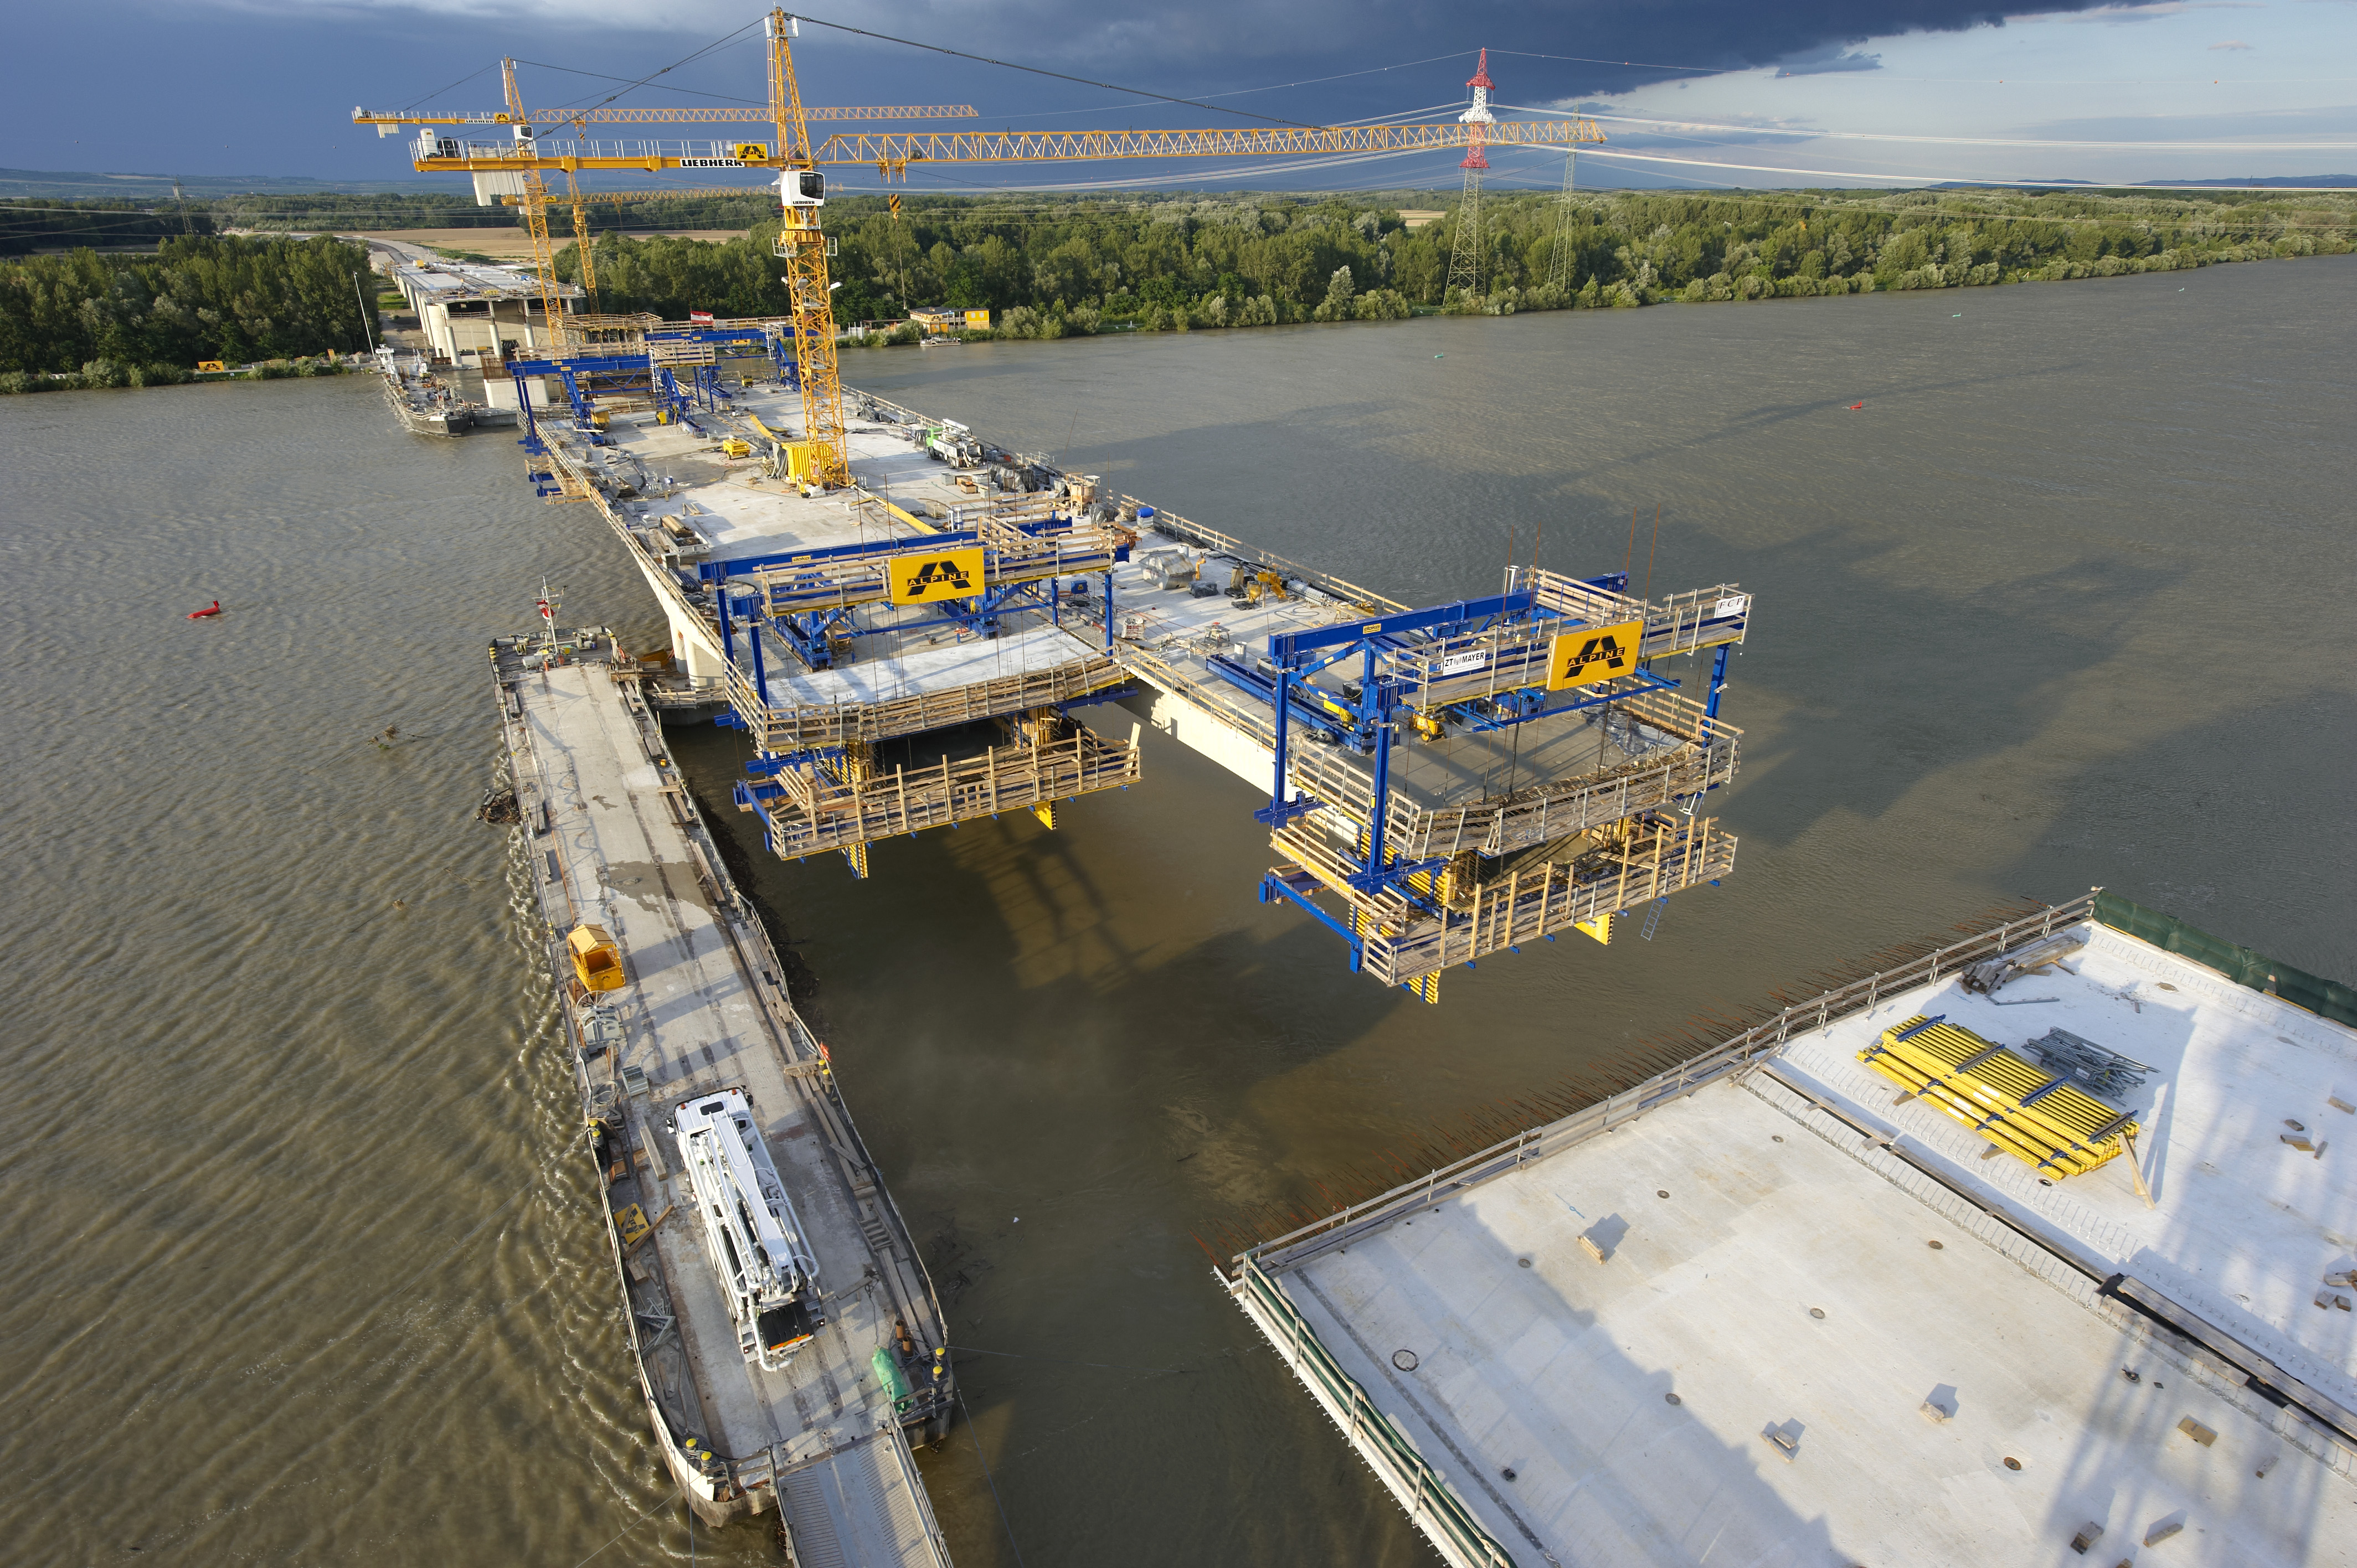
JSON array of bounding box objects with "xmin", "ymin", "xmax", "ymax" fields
[{"xmin": 516, "ymin": 364, "xmax": 1755, "ymax": 997}]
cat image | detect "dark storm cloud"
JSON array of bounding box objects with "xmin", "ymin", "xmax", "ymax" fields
[{"xmin": 809, "ymin": 0, "xmax": 2103, "ymax": 110}]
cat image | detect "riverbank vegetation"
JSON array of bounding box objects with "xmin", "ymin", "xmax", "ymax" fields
[
  {"xmin": 0, "ymin": 233, "xmax": 373, "ymax": 382},
  {"xmin": 543, "ymin": 185, "xmax": 2353, "ymax": 331},
  {"xmin": 2, "ymin": 187, "xmax": 2348, "ymax": 388}
]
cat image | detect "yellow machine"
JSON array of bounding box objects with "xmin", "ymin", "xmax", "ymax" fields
[
  {"xmin": 719, "ymin": 437, "xmax": 752, "ymax": 458},
  {"xmin": 568, "ymin": 922, "xmax": 627, "ymax": 992},
  {"xmin": 356, "ymin": 19, "xmax": 1602, "ymax": 499}
]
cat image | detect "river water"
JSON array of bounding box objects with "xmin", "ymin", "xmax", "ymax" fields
[{"xmin": 2, "ymin": 255, "xmax": 2350, "ymax": 1566}]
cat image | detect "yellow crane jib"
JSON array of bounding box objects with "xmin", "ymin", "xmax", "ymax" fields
[
  {"xmin": 352, "ymin": 105, "xmax": 979, "ymax": 128},
  {"xmin": 353, "ymin": 26, "xmax": 1608, "ymax": 497}
]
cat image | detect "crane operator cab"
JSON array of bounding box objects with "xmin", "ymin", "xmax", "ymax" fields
[{"xmin": 777, "ymin": 169, "xmax": 825, "ymax": 210}]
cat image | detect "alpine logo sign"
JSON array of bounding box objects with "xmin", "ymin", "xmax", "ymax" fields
[
  {"xmin": 887, "ymin": 545, "xmax": 986, "ymax": 605},
  {"xmin": 1544, "ymin": 618, "xmax": 1644, "ymax": 692}
]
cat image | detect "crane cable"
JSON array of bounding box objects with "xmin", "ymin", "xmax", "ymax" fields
[{"xmin": 786, "ymin": 10, "xmax": 1322, "ymax": 130}]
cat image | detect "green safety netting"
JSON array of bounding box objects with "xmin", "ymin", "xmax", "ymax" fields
[{"xmin": 2094, "ymin": 891, "xmax": 2355, "ymax": 1029}]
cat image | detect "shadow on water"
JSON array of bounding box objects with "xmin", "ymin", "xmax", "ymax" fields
[
  {"xmin": 1989, "ymin": 687, "xmax": 2357, "ymax": 977},
  {"xmin": 3, "ymin": 261, "xmax": 2351, "ymax": 1567}
]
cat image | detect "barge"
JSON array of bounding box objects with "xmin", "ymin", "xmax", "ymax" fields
[
  {"xmin": 491, "ymin": 622, "xmax": 955, "ymax": 1560},
  {"xmin": 377, "ymin": 347, "xmax": 473, "ymax": 436}
]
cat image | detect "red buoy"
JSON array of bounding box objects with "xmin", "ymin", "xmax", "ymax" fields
[
  {"xmin": 1847, "ymin": 402, "xmax": 1865, "ymax": 411},
  {"xmin": 187, "ymin": 600, "xmax": 222, "ymax": 619}
]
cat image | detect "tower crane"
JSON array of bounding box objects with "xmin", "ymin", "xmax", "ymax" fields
[{"xmin": 354, "ymin": 12, "xmax": 1604, "ymax": 490}]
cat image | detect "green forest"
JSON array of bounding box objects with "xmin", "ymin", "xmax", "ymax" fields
[
  {"xmin": 541, "ymin": 186, "xmax": 2353, "ymax": 331},
  {"xmin": 0, "ymin": 234, "xmax": 373, "ymax": 381},
  {"xmin": 2, "ymin": 186, "xmax": 2349, "ymax": 386}
]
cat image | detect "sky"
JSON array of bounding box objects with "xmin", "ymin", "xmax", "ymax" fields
[{"xmin": 6, "ymin": 0, "xmax": 2352, "ymax": 194}]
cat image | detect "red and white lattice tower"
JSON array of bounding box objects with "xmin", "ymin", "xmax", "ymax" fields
[{"xmin": 1444, "ymin": 48, "xmax": 1497, "ymax": 303}]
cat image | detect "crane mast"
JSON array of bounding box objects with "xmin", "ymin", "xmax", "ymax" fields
[
  {"xmin": 354, "ymin": 18, "xmax": 1606, "ymax": 484},
  {"xmin": 496, "ymin": 58, "xmax": 577, "ymax": 347},
  {"xmin": 765, "ymin": 8, "xmax": 851, "ymax": 489}
]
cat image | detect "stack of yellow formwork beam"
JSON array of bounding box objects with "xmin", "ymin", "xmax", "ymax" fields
[{"xmin": 1857, "ymin": 1014, "xmax": 2135, "ymax": 1178}]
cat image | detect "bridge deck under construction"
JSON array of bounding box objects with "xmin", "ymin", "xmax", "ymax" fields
[
  {"xmin": 517, "ymin": 355, "xmax": 1752, "ymax": 997},
  {"xmin": 1224, "ymin": 898, "xmax": 2357, "ymax": 1567}
]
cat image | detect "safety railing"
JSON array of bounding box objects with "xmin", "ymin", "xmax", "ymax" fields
[
  {"xmin": 1398, "ymin": 721, "xmax": 1738, "ymax": 860},
  {"xmin": 725, "ymin": 648, "xmax": 1128, "ymax": 752},
  {"xmin": 1121, "ymin": 495, "xmax": 1411, "ymax": 614},
  {"xmin": 1228, "ymin": 1258, "xmax": 1515, "ymax": 1568},
  {"xmin": 735, "ymin": 523, "xmax": 1121, "ymax": 615},
  {"xmin": 749, "ymin": 730, "xmax": 1139, "ymax": 854},
  {"xmin": 1361, "ymin": 817, "xmax": 1738, "ymax": 983},
  {"xmin": 1240, "ymin": 891, "xmax": 2101, "ymax": 1270},
  {"xmin": 1116, "ymin": 637, "xmax": 1734, "ymax": 860}
]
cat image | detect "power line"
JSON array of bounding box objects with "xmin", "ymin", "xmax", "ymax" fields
[
  {"xmin": 786, "ymin": 9, "xmax": 1320, "ymax": 129},
  {"xmin": 515, "ymin": 58, "xmax": 766, "ymax": 108},
  {"xmin": 544, "ymin": 18, "xmax": 768, "ymax": 117},
  {"xmin": 400, "ymin": 61, "xmax": 498, "ymax": 113}
]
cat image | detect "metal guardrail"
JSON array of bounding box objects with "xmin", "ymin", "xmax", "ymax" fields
[
  {"xmin": 1356, "ymin": 817, "xmax": 1738, "ymax": 984},
  {"xmin": 726, "ymin": 649, "xmax": 1129, "ymax": 752},
  {"xmin": 1124, "ymin": 496, "xmax": 1412, "ymax": 615},
  {"xmin": 752, "ymin": 730, "xmax": 1140, "ymax": 854},
  {"xmin": 1227, "ymin": 1259, "xmax": 1515, "ymax": 1568},
  {"xmin": 1239, "ymin": 892, "xmax": 2100, "ymax": 1270}
]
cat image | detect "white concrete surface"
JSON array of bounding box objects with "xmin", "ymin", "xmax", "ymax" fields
[
  {"xmin": 1275, "ymin": 1071, "xmax": 2356, "ymax": 1567},
  {"xmin": 1772, "ymin": 922, "xmax": 2357, "ymax": 1415},
  {"xmin": 744, "ymin": 621, "xmax": 1106, "ymax": 708}
]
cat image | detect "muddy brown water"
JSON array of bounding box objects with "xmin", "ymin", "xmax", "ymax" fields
[{"xmin": 2, "ymin": 255, "xmax": 2349, "ymax": 1565}]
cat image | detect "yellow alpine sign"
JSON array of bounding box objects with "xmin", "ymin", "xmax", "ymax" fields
[
  {"xmin": 1545, "ymin": 618, "xmax": 1644, "ymax": 691},
  {"xmin": 888, "ymin": 545, "xmax": 986, "ymax": 605},
  {"xmin": 734, "ymin": 142, "xmax": 772, "ymax": 162}
]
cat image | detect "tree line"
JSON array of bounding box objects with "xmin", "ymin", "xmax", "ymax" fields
[
  {"xmin": 3, "ymin": 187, "xmax": 2348, "ymax": 386},
  {"xmin": 542, "ymin": 185, "xmax": 2353, "ymax": 332},
  {"xmin": 0, "ymin": 234, "xmax": 374, "ymax": 381}
]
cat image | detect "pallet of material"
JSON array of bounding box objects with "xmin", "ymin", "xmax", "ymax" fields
[{"xmin": 1857, "ymin": 1014, "xmax": 2136, "ymax": 1178}]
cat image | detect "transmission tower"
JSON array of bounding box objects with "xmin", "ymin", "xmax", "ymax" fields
[
  {"xmin": 1443, "ymin": 49, "xmax": 1496, "ymax": 304},
  {"xmin": 1547, "ymin": 149, "xmax": 1577, "ymax": 293}
]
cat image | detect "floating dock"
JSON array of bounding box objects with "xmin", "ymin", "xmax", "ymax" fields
[
  {"xmin": 493, "ymin": 626, "xmax": 954, "ymax": 1561},
  {"xmin": 1221, "ymin": 893, "xmax": 2357, "ymax": 1566},
  {"xmin": 505, "ymin": 337, "xmax": 1752, "ymax": 1001}
]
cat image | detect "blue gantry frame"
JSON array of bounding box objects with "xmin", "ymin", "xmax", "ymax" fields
[
  {"xmin": 1247, "ymin": 571, "xmax": 1739, "ymax": 972},
  {"xmin": 510, "ymin": 327, "xmax": 795, "ymax": 477}
]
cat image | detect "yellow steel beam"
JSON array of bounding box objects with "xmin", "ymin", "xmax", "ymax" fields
[
  {"xmin": 814, "ymin": 119, "xmax": 1606, "ymax": 165},
  {"xmin": 355, "ymin": 105, "xmax": 977, "ymax": 127},
  {"xmin": 402, "ymin": 117, "xmax": 1605, "ymax": 175}
]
